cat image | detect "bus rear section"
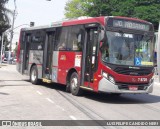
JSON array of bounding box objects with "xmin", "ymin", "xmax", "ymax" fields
[{"xmin": 17, "ymin": 16, "xmax": 155, "ymax": 96}]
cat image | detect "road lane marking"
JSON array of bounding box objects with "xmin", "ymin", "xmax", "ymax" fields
[
  {"xmin": 46, "ymin": 98, "xmax": 65, "ymax": 111},
  {"xmin": 36, "ymin": 91, "xmax": 42, "ymax": 95},
  {"xmin": 46, "ymin": 98, "xmax": 55, "ymax": 104},
  {"xmin": 69, "ymin": 115, "xmax": 77, "ymax": 120},
  {"xmin": 56, "ymin": 105, "xmax": 65, "ymax": 111}
]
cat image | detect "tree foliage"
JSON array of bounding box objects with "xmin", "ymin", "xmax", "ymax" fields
[
  {"xmin": 0, "ymin": 0, "xmax": 11, "ymax": 35},
  {"xmin": 64, "ymin": 0, "xmax": 160, "ymax": 30},
  {"xmin": 65, "ymin": 0, "xmax": 87, "ymax": 18},
  {"xmin": 3, "ymin": 34, "xmax": 9, "ymax": 51}
]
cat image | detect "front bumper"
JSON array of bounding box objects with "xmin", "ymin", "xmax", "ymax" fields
[{"xmin": 98, "ymin": 77, "xmax": 153, "ymax": 94}]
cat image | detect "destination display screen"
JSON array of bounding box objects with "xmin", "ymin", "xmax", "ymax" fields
[{"xmin": 107, "ymin": 18, "xmax": 151, "ymax": 31}]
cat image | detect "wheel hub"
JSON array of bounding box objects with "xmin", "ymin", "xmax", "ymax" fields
[
  {"xmin": 31, "ymin": 69, "xmax": 36, "ymax": 81},
  {"xmin": 71, "ymin": 77, "xmax": 78, "ymax": 91}
]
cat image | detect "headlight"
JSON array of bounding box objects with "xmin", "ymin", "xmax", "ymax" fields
[
  {"xmin": 102, "ymin": 71, "xmax": 108, "ymax": 79},
  {"xmin": 108, "ymin": 75, "xmax": 115, "ymax": 84},
  {"xmin": 102, "ymin": 71, "xmax": 115, "ymax": 84}
]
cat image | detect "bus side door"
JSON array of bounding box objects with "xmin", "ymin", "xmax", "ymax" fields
[
  {"xmin": 17, "ymin": 32, "xmax": 31, "ymax": 75},
  {"xmin": 81, "ymin": 24, "xmax": 99, "ymax": 89},
  {"xmin": 43, "ymin": 29, "xmax": 55, "ymax": 80}
]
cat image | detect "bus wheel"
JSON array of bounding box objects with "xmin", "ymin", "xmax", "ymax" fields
[
  {"xmin": 70, "ymin": 72, "xmax": 82, "ymax": 96},
  {"xmin": 30, "ymin": 65, "xmax": 40, "ymax": 85},
  {"xmin": 66, "ymin": 82, "xmax": 71, "ymax": 93}
]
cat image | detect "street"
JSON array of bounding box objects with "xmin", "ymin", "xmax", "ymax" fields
[{"xmin": 0, "ymin": 64, "xmax": 160, "ymax": 129}]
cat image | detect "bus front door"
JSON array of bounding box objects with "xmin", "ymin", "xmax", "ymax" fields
[
  {"xmin": 81, "ymin": 27, "xmax": 99, "ymax": 89},
  {"xmin": 43, "ymin": 31, "xmax": 55, "ymax": 82}
]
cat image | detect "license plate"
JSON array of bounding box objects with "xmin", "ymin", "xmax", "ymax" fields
[{"xmin": 129, "ymin": 86, "xmax": 138, "ymax": 91}]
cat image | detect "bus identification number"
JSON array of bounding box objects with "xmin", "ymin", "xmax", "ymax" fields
[{"xmin": 138, "ymin": 78, "xmax": 147, "ymax": 82}]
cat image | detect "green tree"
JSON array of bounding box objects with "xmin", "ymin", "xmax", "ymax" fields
[
  {"xmin": 65, "ymin": 0, "xmax": 87, "ymax": 18},
  {"xmin": 3, "ymin": 34, "xmax": 9, "ymax": 51},
  {"xmin": 0, "ymin": 0, "xmax": 11, "ymax": 34},
  {"xmin": 0, "ymin": 0, "xmax": 12, "ymax": 52},
  {"xmin": 64, "ymin": 0, "xmax": 160, "ymax": 30}
]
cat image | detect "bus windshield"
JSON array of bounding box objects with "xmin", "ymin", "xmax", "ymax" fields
[{"xmin": 101, "ymin": 31, "xmax": 154, "ymax": 66}]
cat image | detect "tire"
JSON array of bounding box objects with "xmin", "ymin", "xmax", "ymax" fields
[
  {"xmin": 30, "ymin": 65, "xmax": 40, "ymax": 85},
  {"xmin": 70, "ymin": 72, "xmax": 82, "ymax": 96},
  {"xmin": 66, "ymin": 82, "xmax": 71, "ymax": 93}
]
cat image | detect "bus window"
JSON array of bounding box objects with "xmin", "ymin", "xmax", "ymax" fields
[
  {"xmin": 20, "ymin": 31, "xmax": 26, "ymax": 50},
  {"xmin": 55, "ymin": 25, "xmax": 84, "ymax": 51},
  {"xmin": 30, "ymin": 30, "xmax": 44, "ymax": 50},
  {"xmin": 67, "ymin": 25, "xmax": 84, "ymax": 51},
  {"xmin": 57, "ymin": 27, "xmax": 68, "ymax": 50}
]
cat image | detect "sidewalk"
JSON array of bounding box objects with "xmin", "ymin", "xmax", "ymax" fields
[
  {"xmin": 154, "ymin": 75, "xmax": 160, "ymax": 83},
  {"xmin": 0, "ymin": 64, "xmax": 8, "ymax": 68}
]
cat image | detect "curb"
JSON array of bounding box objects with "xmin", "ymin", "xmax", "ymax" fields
[
  {"xmin": 0, "ymin": 64, "xmax": 7, "ymax": 66},
  {"xmin": 0, "ymin": 64, "xmax": 7, "ymax": 68}
]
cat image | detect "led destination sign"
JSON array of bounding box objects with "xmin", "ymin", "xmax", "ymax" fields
[{"xmin": 112, "ymin": 20, "xmax": 150, "ymax": 31}]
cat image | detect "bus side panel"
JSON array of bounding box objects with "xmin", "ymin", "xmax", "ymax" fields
[
  {"xmin": 57, "ymin": 52, "xmax": 82, "ymax": 85},
  {"xmin": 16, "ymin": 50, "xmax": 24, "ymax": 74},
  {"xmin": 28, "ymin": 50, "xmax": 43, "ymax": 79},
  {"xmin": 58, "ymin": 51, "xmax": 74, "ymax": 84}
]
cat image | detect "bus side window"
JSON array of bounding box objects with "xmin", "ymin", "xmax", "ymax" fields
[
  {"xmin": 54, "ymin": 27, "xmax": 61, "ymax": 51},
  {"xmin": 67, "ymin": 25, "xmax": 84, "ymax": 51},
  {"xmin": 30, "ymin": 30, "xmax": 44, "ymax": 50},
  {"xmin": 55, "ymin": 26, "xmax": 84, "ymax": 51},
  {"xmin": 57, "ymin": 27, "xmax": 68, "ymax": 51},
  {"xmin": 76, "ymin": 34, "xmax": 82, "ymax": 50},
  {"xmin": 21, "ymin": 32, "xmax": 26, "ymax": 50}
]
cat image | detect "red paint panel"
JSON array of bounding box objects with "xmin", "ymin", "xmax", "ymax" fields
[
  {"xmin": 57, "ymin": 51, "xmax": 82, "ymax": 84},
  {"xmin": 100, "ymin": 62, "xmax": 153, "ymax": 84},
  {"xmin": 16, "ymin": 30, "xmax": 22, "ymax": 63},
  {"xmin": 62, "ymin": 17, "xmax": 105, "ymax": 26},
  {"xmin": 114, "ymin": 73, "xmax": 153, "ymax": 84}
]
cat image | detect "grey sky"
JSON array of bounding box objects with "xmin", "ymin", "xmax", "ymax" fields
[{"xmin": 7, "ymin": 0, "xmax": 68, "ymax": 43}]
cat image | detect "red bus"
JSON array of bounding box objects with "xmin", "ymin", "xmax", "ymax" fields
[{"xmin": 17, "ymin": 16, "xmax": 155, "ymax": 96}]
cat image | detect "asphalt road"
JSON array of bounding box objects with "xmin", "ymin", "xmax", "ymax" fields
[{"xmin": 0, "ymin": 64, "xmax": 160, "ymax": 129}]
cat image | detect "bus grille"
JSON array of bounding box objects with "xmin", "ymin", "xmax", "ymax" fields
[
  {"xmin": 114, "ymin": 67, "xmax": 152, "ymax": 76},
  {"xmin": 118, "ymin": 85, "xmax": 148, "ymax": 90}
]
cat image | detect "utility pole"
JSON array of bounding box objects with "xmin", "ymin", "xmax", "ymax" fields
[
  {"xmin": 0, "ymin": 33, "xmax": 4, "ymax": 64},
  {"xmin": 8, "ymin": 0, "xmax": 17, "ymax": 64}
]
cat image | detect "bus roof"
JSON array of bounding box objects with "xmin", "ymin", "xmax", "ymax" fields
[
  {"xmin": 62, "ymin": 16, "xmax": 105, "ymax": 26},
  {"xmin": 21, "ymin": 16, "xmax": 152, "ymax": 31},
  {"xmin": 114, "ymin": 16, "xmax": 152, "ymax": 24},
  {"xmin": 62, "ymin": 16, "xmax": 152, "ymax": 26},
  {"xmin": 21, "ymin": 25, "xmax": 53, "ymax": 31}
]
